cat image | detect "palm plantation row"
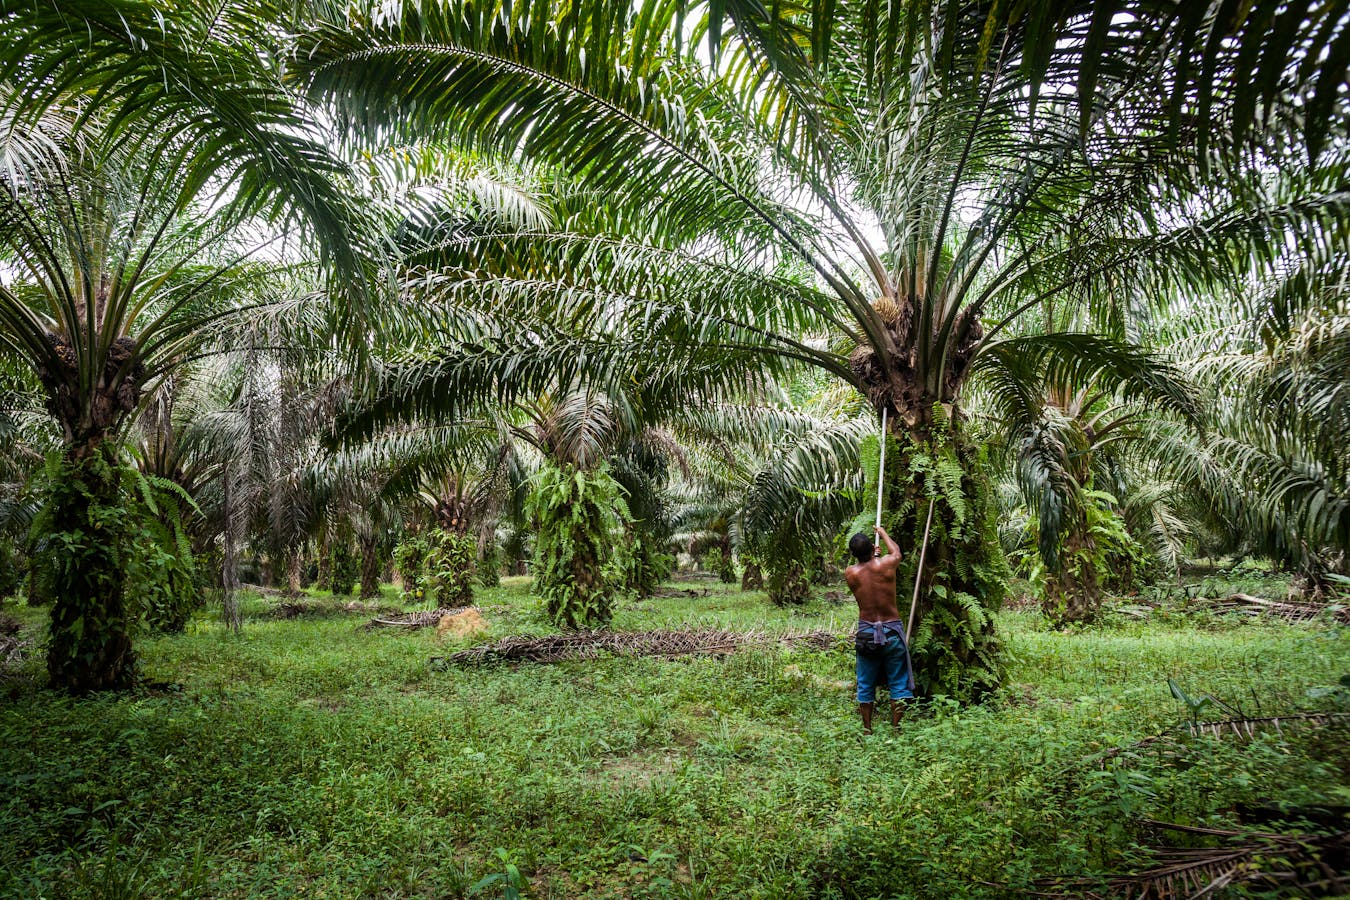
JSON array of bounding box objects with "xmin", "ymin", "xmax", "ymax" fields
[{"xmin": 0, "ymin": 0, "xmax": 1346, "ymax": 696}]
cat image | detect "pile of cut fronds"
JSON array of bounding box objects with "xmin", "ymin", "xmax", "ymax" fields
[
  {"xmin": 267, "ymin": 599, "xmax": 398, "ymax": 620},
  {"xmin": 365, "ymin": 607, "xmax": 472, "ymax": 629},
  {"xmin": 1200, "ymin": 592, "xmax": 1349, "ymax": 624},
  {"xmin": 1114, "ymin": 593, "xmax": 1348, "ymax": 624},
  {"xmin": 438, "ymin": 628, "xmax": 835, "ymax": 666}
]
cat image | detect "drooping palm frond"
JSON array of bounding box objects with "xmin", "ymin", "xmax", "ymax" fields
[
  {"xmin": 296, "ymin": 0, "xmax": 1344, "ymax": 428},
  {"xmin": 0, "ymin": 0, "xmax": 367, "ymax": 286},
  {"xmin": 722, "ymin": 0, "xmax": 1350, "ymax": 165},
  {"xmin": 973, "ymin": 332, "xmax": 1200, "ymax": 431},
  {"xmin": 1030, "ymin": 820, "xmax": 1350, "ymax": 900}
]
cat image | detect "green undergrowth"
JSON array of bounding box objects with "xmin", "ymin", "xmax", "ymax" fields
[{"xmin": 1, "ymin": 577, "xmax": 1346, "ymax": 898}]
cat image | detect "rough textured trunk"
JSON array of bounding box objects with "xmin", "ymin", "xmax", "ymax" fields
[
  {"xmin": 434, "ymin": 495, "xmax": 473, "ymax": 535},
  {"xmin": 315, "ymin": 529, "xmax": 332, "ymax": 591},
  {"xmin": 359, "ymin": 534, "xmax": 382, "ymax": 599},
  {"xmin": 845, "ymin": 295, "xmax": 1005, "ymax": 701},
  {"xmin": 222, "ymin": 459, "xmax": 241, "ymax": 632},
  {"xmin": 741, "ymin": 561, "xmax": 764, "ymax": 591},
  {"xmin": 1041, "ymin": 514, "xmax": 1102, "ymax": 626},
  {"xmin": 285, "ymin": 549, "xmax": 303, "ymax": 596},
  {"xmin": 45, "ymin": 443, "xmax": 136, "ymax": 693},
  {"xmin": 37, "ymin": 327, "xmax": 148, "ymax": 691},
  {"xmin": 534, "ymin": 465, "xmax": 617, "ymax": 629},
  {"xmin": 768, "ymin": 560, "xmax": 811, "ymax": 606},
  {"xmin": 718, "ymin": 534, "xmax": 736, "ymax": 584},
  {"xmin": 477, "ymin": 523, "xmax": 501, "ymax": 589},
  {"xmin": 623, "ymin": 527, "xmax": 667, "ymax": 598}
]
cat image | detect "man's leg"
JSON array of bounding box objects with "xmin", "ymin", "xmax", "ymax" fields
[
  {"xmin": 886, "ymin": 634, "xmax": 913, "ymax": 729},
  {"xmin": 856, "ymin": 651, "xmax": 878, "ymax": 733}
]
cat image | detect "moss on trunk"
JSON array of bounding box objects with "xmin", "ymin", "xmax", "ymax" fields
[
  {"xmin": 44, "ymin": 445, "xmax": 136, "ymax": 694},
  {"xmin": 862, "ymin": 412, "xmax": 1008, "ymax": 702}
]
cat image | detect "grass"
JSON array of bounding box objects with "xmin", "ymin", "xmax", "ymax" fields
[{"xmin": 1, "ymin": 575, "xmax": 1346, "ymax": 898}]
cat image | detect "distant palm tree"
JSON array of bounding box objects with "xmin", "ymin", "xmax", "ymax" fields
[{"xmin": 1152, "ymin": 249, "xmax": 1350, "ymax": 591}]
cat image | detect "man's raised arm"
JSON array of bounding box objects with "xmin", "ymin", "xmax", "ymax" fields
[{"xmin": 874, "ymin": 525, "xmax": 901, "ymax": 567}]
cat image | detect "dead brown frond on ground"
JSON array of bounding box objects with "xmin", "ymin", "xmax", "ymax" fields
[
  {"xmin": 365, "ymin": 607, "xmax": 472, "ymax": 629},
  {"xmin": 1114, "ymin": 593, "xmax": 1348, "ymax": 624},
  {"xmin": 1095, "ymin": 713, "xmax": 1347, "ymax": 769},
  {"xmin": 648, "ymin": 587, "xmax": 710, "ymax": 599},
  {"xmin": 1024, "ymin": 821, "xmax": 1349, "ymax": 899},
  {"xmin": 267, "ymin": 599, "xmax": 400, "ymax": 620},
  {"xmin": 1182, "ymin": 712, "xmax": 1348, "ymax": 740},
  {"xmin": 437, "ymin": 628, "xmax": 835, "ymax": 666},
  {"xmin": 0, "ymin": 631, "xmax": 30, "ymax": 669},
  {"xmin": 1201, "ymin": 593, "xmax": 1348, "ymax": 624}
]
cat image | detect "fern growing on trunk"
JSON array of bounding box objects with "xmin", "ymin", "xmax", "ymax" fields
[
  {"xmin": 527, "ymin": 462, "xmax": 629, "ymax": 629},
  {"xmin": 853, "ymin": 413, "xmax": 1009, "ymax": 702}
]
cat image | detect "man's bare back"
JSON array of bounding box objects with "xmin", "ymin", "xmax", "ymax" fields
[{"xmin": 845, "ymin": 525, "xmax": 902, "ymax": 622}]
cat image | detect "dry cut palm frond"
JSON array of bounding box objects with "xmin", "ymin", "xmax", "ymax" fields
[
  {"xmin": 1182, "ymin": 712, "xmax": 1349, "ymax": 741},
  {"xmin": 1029, "ymin": 822, "xmax": 1349, "ymax": 899},
  {"xmin": 0, "ymin": 635, "xmax": 29, "ymax": 668},
  {"xmin": 1095, "ymin": 712, "xmax": 1347, "ymax": 769},
  {"xmin": 268, "ymin": 600, "xmax": 401, "ymax": 620},
  {"xmin": 0, "ymin": 615, "xmax": 30, "ymax": 672},
  {"xmin": 1199, "ymin": 593, "xmax": 1350, "ymax": 625},
  {"xmin": 365, "ymin": 607, "xmax": 473, "ymax": 629},
  {"xmin": 438, "ymin": 628, "xmax": 835, "ymax": 666}
]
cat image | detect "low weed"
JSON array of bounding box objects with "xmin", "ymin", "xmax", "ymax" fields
[{"xmin": 1, "ymin": 580, "xmax": 1345, "ymax": 898}]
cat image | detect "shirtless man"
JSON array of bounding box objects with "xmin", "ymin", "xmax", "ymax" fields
[{"xmin": 844, "ymin": 525, "xmax": 914, "ymax": 732}]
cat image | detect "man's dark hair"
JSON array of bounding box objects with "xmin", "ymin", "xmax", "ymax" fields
[{"xmin": 848, "ymin": 532, "xmax": 875, "ymax": 563}]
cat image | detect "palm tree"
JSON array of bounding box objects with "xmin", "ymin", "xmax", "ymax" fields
[
  {"xmin": 1150, "ymin": 235, "xmax": 1350, "ymax": 590},
  {"xmin": 974, "ymin": 334, "xmax": 1198, "ymax": 624},
  {"xmin": 294, "ymin": 0, "xmax": 1346, "ymax": 696},
  {"xmin": 0, "ymin": 140, "xmax": 270, "ymax": 688},
  {"xmin": 0, "ymin": 1, "xmax": 367, "ymax": 691},
  {"xmin": 0, "ymin": 361, "xmax": 53, "ymax": 600}
]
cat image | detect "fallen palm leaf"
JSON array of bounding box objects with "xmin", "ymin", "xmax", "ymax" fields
[
  {"xmin": 366, "ymin": 607, "xmax": 472, "ymax": 629},
  {"xmin": 1201, "ymin": 592, "xmax": 1348, "ymax": 624},
  {"xmin": 1026, "ymin": 822, "xmax": 1349, "ymax": 898},
  {"xmin": 650, "ymin": 587, "xmax": 710, "ymax": 599},
  {"xmin": 436, "ymin": 628, "xmax": 835, "ymax": 666},
  {"xmin": 1183, "ymin": 712, "xmax": 1348, "ymax": 740},
  {"xmin": 0, "ymin": 632, "xmax": 30, "ymax": 669},
  {"xmin": 268, "ymin": 599, "xmax": 399, "ymax": 620},
  {"xmin": 1096, "ymin": 712, "xmax": 1347, "ymax": 769}
]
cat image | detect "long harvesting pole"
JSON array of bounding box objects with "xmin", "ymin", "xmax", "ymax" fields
[
  {"xmin": 875, "ymin": 408, "xmax": 887, "ymax": 533},
  {"xmin": 907, "ymin": 496, "xmax": 936, "ymax": 644}
]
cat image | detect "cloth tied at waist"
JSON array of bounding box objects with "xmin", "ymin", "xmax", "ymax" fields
[{"xmin": 855, "ymin": 618, "xmax": 904, "ymax": 655}]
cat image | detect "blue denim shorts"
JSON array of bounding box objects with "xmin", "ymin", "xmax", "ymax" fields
[{"xmin": 855, "ymin": 624, "xmax": 915, "ymax": 703}]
